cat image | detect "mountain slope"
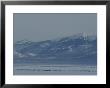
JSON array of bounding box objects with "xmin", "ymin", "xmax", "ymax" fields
[{"xmin": 14, "ymin": 34, "xmax": 97, "ymax": 65}]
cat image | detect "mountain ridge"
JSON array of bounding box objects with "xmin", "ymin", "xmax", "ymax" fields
[{"xmin": 14, "ymin": 34, "xmax": 97, "ymax": 65}]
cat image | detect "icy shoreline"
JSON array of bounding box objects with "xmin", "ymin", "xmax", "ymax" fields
[{"xmin": 13, "ymin": 64, "xmax": 97, "ymax": 75}]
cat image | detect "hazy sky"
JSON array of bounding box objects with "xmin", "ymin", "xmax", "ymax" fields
[{"xmin": 14, "ymin": 13, "xmax": 97, "ymax": 42}]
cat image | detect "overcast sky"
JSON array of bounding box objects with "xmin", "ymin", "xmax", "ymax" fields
[{"xmin": 14, "ymin": 13, "xmax": 97, "ymax": 42}]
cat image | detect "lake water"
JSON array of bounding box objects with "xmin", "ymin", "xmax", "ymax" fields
[{"xmin": 13, "ymin": 64, "xmax": 97, "ymax": 75}]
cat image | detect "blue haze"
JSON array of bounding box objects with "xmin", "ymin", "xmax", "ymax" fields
[
  {"xmin": 13, "ymin": 13, "xmax": 97, "ymax": 42},
  {"xmin": 13, "ymin": 13, "xmax": 97, "ymax": 75}
]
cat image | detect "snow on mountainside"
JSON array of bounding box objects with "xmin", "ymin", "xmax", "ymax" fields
[{"xmin": 14, "ymin": 34, "xmax": 97, "ymax": 65}]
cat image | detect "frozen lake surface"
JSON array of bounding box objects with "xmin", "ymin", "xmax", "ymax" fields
[{"xmin": 14, "ymin": 64, "xmax": 97, "ymax": 75}]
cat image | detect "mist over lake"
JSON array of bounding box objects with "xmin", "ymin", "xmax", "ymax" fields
[{"xmin": 13, "ymin": 13, "xmax": 97, "ymax": 75}]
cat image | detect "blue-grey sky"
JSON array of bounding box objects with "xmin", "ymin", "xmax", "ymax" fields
[{"xmin": 14, "ymin": 13, "xmax": 97, "ymax": 42}]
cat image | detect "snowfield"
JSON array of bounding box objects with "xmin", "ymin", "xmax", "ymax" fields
[{"xmin": 14, "ymin": 34, "xmax": 97, "ymax": 75}]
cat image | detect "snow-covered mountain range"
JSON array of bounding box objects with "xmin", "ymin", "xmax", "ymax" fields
[{"xmin": 14, "ymin": 34, "xmax": 97, "ymax": 65}]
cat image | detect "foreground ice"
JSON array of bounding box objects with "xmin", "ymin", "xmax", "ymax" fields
[{"xmin": 13, "ymin": 64, "xmax": 97, "ymax": 75}]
